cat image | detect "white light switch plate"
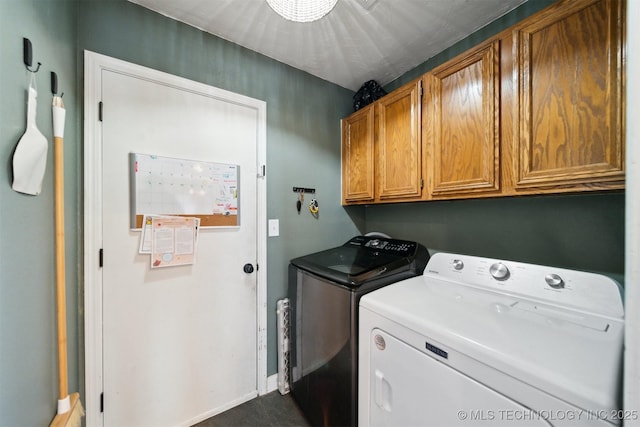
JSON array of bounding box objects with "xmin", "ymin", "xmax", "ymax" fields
[{"xmin": 268, "ymin": 219, "xmax": 279, "ymax": 237}]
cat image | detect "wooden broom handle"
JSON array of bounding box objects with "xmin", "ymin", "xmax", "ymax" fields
[{"xmin": 54, "ymin": 135, "xmax": 69, "ymax": 400}]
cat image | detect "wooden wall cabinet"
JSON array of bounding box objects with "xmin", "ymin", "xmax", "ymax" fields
[
  {"xmin": 342, "ymin": 79, "xmax": 423, "ymax": 205},
  {"xmin": 376, "ymin": 79, "xmax": 423, "ymax": 201},
  {"xmin": 509, "ymin": 0, "xmax": 625, "ymax": 193},
  {"xmin": 341, "ymin": 105, "xmax": 375, "ymax": 203},
  {"xmin": 341, "ymin": 0, "xmax": 624, "ymax": 205},
  {"xmin": 424, "ymin": 41, "xmax": 500, "ymax": 199}
]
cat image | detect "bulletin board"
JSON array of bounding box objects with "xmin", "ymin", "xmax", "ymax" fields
[{"xmin": 129, "ymin": 153, "xmax": 239, "ymax": 228}]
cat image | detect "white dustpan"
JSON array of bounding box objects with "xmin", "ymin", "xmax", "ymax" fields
[{"xmin": 12, "ymin": 76, "xmax": 48, "ymax": 196}]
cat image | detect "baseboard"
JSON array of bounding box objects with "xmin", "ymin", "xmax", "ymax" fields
[{"xmin": 265, "ymin": 374, "xmax": 278, "ymax": 394}]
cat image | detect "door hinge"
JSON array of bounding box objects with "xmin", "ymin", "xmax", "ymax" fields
[
  {"xmin": 100, "ymin": 392, "xmax": 104, "ymax": 412},
  {"xmin": 99, "ymin": 101, "xmax": 103, "ymax": 122},
  {"xmin": 99, "ymin": 249, "xmax": 103, "ymax": 267},
  {"xmin": 420, "ymin": 178, "xmax": 424, "ymax": 189},
  {"xmin": 259, "ymin": 165, "xmax": 266, "ymax": 177}
]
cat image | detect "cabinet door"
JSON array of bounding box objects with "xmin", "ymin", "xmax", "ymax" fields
[
  {"xmin": 428, "ymin": 41, "xmax": 500, "ymax": 197},
  {"xmin": 376, "ymin": 80, "xmax": 423, "ymax": 201},
  {"xmin": 342, "ymin": 105, "xmax": 375, "ymax": 204},
  {"xmin": 514, "ymin": 0, "xmax": 624, "ymax": 190}
]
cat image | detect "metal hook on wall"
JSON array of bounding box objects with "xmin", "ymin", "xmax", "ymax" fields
[
  {"xmin": 23, "ymin": 37, "xmax": 42, "ymax": 73},
  {"xmin": 51, "ymin": 71, "xmax": 63, "ymax": 97}
]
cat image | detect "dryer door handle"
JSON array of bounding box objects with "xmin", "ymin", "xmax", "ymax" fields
[{"xmin": 374, "ymin": 369, "xmax": 392, "ymax": 412}]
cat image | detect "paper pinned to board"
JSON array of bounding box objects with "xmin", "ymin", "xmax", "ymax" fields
[
  {"xmin": 138, "ymin": 215, "xmax": 155, "ymax": 254},
  {"xmin": 138, "ymin": 215, "xmax": 200, "ymax": 268}
]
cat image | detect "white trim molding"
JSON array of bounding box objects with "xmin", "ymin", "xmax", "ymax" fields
[{"xmin": 625, "ymin": 0, "xmax": 640, "ymax": 422}]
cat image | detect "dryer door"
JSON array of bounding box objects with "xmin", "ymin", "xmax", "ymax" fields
[{"xmin": 367, "ymin": 329, "xmax": 550, "ymax": 426}]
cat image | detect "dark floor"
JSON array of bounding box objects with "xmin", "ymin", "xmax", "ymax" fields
[{"xmin": 194, "ymin": 391, "xmax": 311, "ymax": 427}]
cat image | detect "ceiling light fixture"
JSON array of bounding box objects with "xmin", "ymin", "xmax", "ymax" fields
[{"xmin": 266, "ymin": 0, "xmax": 338, "ymax": 23}]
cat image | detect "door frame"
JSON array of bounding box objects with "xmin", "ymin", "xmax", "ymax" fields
[{"xmin": 83, "ymin": 51, "xmax": 268, "ymax": 426}]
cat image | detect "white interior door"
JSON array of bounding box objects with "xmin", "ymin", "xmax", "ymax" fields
[{"xmin": 84, "ymin": 52, "xmax": 267, "ymax": 427}]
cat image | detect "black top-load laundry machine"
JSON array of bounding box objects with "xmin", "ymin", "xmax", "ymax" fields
[{"xmin": 287, "ymin": 235, "xmax": 429, "ymax": 427}]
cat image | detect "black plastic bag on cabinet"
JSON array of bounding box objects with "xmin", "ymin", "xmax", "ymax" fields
[{"xmin": 353, "ymin": 80, "xmax": 387, "ymax": 111}]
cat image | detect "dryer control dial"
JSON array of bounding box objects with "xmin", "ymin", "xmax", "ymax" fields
[
  {"xmin": 545, "ymin": 273, "xmax": 565, "ymax": 289},
  {"xmin": 490, "ymin": 263, "xmax": 510, "ymax": 281},
  {"xmin": 452, "ymin": 259, "xmax": 464, "ymax": 270}
]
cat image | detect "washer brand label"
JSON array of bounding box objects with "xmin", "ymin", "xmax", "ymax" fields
[
  {"xmin": 374, "ymin": 334, "xmax": 386, "ymax": 351},
  {"xmin": 426, "ymin": 341, "xmax": 448, "ymax": 359}
]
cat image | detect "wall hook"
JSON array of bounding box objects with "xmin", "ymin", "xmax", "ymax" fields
[
  {"xmin": 292, "ymin": 187, "xmax": 316, "ymax": 194},
  {"xmin": 50, "ymin": 71, "xmax": 64, "ymax": 96},
  {"xmin": 23, "ymin": 37, "xmax": 42, "ymax": 73}
]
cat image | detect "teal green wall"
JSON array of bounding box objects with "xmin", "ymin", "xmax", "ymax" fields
[
  {"xmin": 370, "ymin": 0, "xmax": 625, "ymax": 278},
  {"xmin": 365, "ymin": 193, "xmax": 624, "ymax": 275},
  {"xmin": 0, "ymin": 1, "xmax": 80, "ymax": 426}
]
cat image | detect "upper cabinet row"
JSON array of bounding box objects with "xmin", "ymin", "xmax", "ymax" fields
[
  {"xmin": 341, "ymin": 0, "xmax": 625, "ymax": 205},
  {"xmin": 342, "ymin": 79, "xmax": 422, "ymax": 203}
]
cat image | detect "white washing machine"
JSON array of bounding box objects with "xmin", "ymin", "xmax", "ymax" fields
[{"xmin": 359, "ymin": 252, "xmax": 625, "ymax": 426}]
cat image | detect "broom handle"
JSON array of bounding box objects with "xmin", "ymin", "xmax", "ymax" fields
[{"xmin": 54, "ymin": 135, "xmax": 69, "ymax": 400}]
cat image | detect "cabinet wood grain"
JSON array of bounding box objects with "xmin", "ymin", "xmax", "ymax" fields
[
  {"xmin": 427, "ymin": 41, "xmax": 500, "ymax": 197},
  {"xmin": 341, "ymin": 106, "xmax": 375, "ymax": 203},
  {"xmin": 376, "ymin": 80, "xmax": 423, "ymax": 200},
  {"xmin": 513, "ymin": 0, "xmax": 625, "ymax": 190}
]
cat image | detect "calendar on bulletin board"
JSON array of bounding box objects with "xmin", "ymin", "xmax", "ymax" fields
[{"xmin": 129, "ymin": 153, "xmax": 239, "ymax": 228}]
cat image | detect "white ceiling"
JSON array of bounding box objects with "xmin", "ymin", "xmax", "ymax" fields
[{"xmin": 128, "ymin": 0, "xmax": 527, "ymax": 91}]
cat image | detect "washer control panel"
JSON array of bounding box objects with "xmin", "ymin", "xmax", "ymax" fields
[
  {"xmin": 489, "ymin": 262, "xmax": 510, "ymax": 281},
  {"xmin": 545, "ymin": 273, "xmax": 565, "ymax": 289},
  {"xmin": 346, "ymin": 236, "xmax": 417, "ymax": 256},
  {"xmin": 425, "ymin": 252, "xmax": 623, "ymax": 319}
]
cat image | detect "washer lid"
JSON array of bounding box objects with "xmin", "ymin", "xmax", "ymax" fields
[
  {"xmin": 290, "ymin": 235, "xmax": 428, "ymax": 286},
  {"xmin": 360, "ymin": 267, "xmax": 624, "ymax": 415}
]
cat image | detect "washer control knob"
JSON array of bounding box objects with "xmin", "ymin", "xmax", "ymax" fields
[
  {"xmin": 452, "ymin": 259, "xmax": 464, "ymax": 270},
  {"xmin": 545, "ymin": 273, "xmax": 565, "ymax": 289},
  {"xmin": 490, "ymin": 263, "xmax": 510, "ymax": 281}
]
